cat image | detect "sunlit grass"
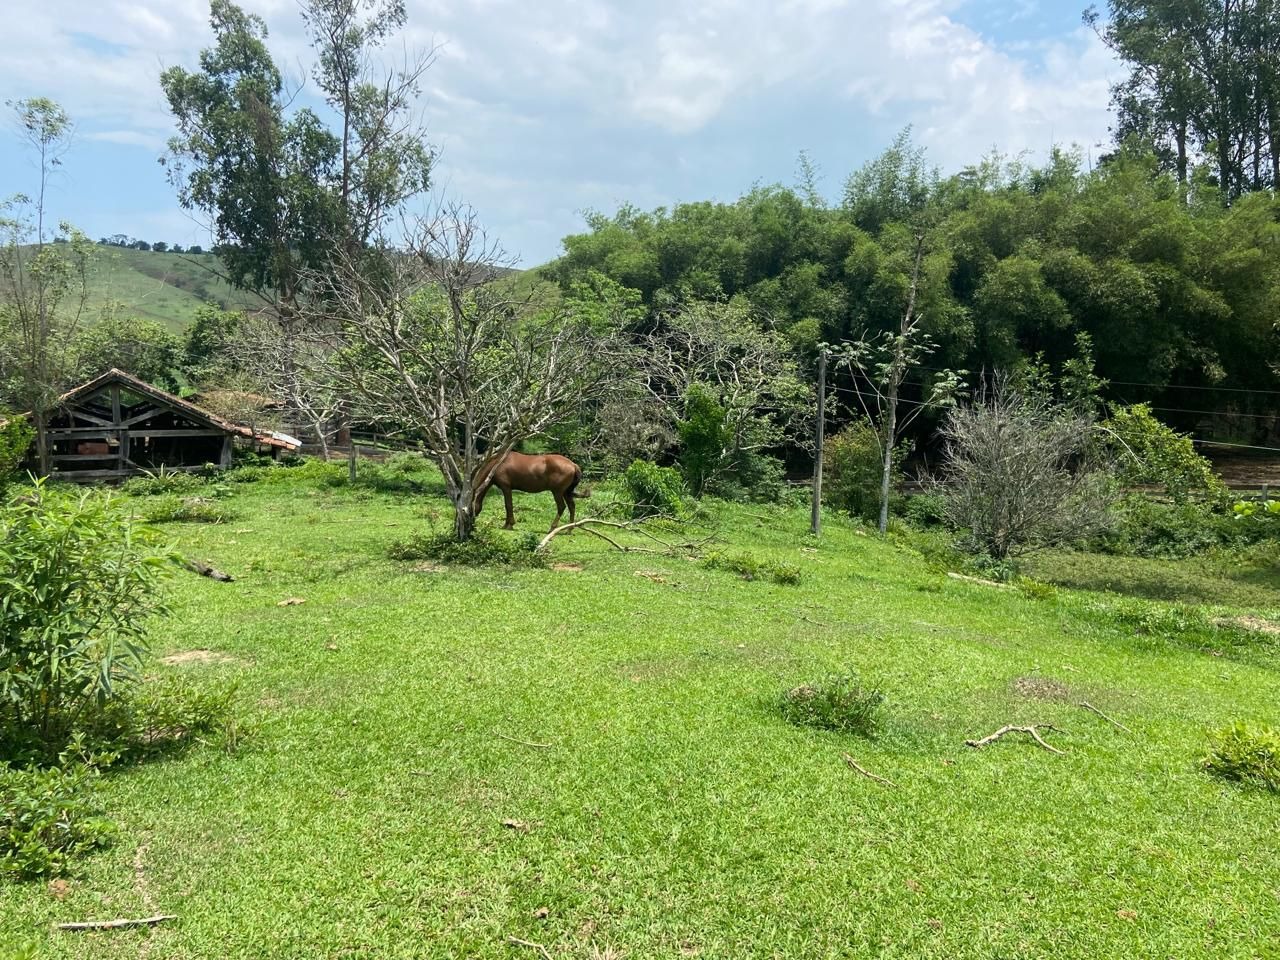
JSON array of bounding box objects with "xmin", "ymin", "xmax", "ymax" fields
[{"xmin": 3, "ymin": 475, "xmax": 1278, "ymax": 959}]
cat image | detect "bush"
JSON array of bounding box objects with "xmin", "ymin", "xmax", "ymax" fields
[
  {"xmin": 1095, "ymin": 495, "xmax": 1256, "ymax": 558},
  {"xmin": 1, "ymin": 755, "xmax": 115, "ymax": 879},
  {"xmin": 937, "ymin": 379, "xmax": 1117, "ymax": 559},
  {"xmin": 824, "ymin": 422, "xmax": 901, "ymax": 521},
  {"xmin": 0, "ymin": 419, "xmax": 33, "ymax": 495},
  {"xmin": 678, "ymin": 383, "xmax": 732, "ymax": 496},
  {"xmin": 0, "ymin": 483, "xmax": 172, "ymax": 760},
  {"xmin": 1204, "ymin": 722, "xmax": 1280, "ymax": 792},
  {"xmin": 623, "ymin": 459, "xmax": 688, "ymax": 519},
  {"xmin": 140, "ymin": 495, "xmax": 237, "ymax": 524},
  {"xmin": 901, "ymin": 492, "xmax": 946, "ymax": 528},
  {"xmin": 83, "ymin": 677, "xmax": 247, "ymax": 760},
  {"xmin": 1105, "ymin": 403, "xmax": 1226, "ymax": 501},
  {"xmin": 779, "ymin": 673, "xmax": 884, "ymax": 737},
  {"xmin": 122, "ymin": 466, "xmax": 205, "ymax": 497},
  {"xmin": 703, "ymin": 550, "xmax": 802, "ymax": 585},
  {"xmin": 389, "ymin": 525, "xmax": 546, "ymax": 567}
]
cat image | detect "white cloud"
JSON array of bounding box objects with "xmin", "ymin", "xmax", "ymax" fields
[{"xmin": 0, "ymin": 0, "xmax": 1119, "ymax": 261}]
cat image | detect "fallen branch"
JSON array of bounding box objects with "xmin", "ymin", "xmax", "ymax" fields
[
  {"xmin": 965, "ymin": 724, "xmax": 1066, "ymax": 755},
  {"xmin": 506, "ymin": 935, "xmax": 553, "ymax": 959},
  {"xmin": 496, "ymin": 732, "xmax": 553, "ymax": 749},
  {"xmin": 184, "ymin": 558, "xmax": 233, "ymax": 582},
  {"xmin": 537, "ymin": 516, "xmax": 687, "ymax": 554},
  {"xmin": 842, "ymin": 753, "xmax": 896, "ymax": 787},
  {"xmin": 1078, "ymin": 701, "xmax": 1132, "ymax": 734},
  {"xmin": 58, "ymin": 916, "xmax": 177, "ymax": 932}
]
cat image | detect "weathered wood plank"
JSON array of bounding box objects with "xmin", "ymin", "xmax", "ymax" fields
[{"xmin": 130, "ymin": 429, "xmax": 229, "ymax": 439}]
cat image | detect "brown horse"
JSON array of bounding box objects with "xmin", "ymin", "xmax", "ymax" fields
[{"xmin": 475, "ymin": 452, "xmax": 589, "ymax": 531}]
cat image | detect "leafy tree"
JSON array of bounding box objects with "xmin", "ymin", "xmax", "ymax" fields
[
  {"xmin": 0, "ymin": 98, "xmax": 91, "ymax": 474},
  {"xmin": 152, "ymin": 242, "xmax": 168, "ymax": 253},
  {"xmin": 72, "ymin": 312, "xmax": 184, "ymax": 390}
]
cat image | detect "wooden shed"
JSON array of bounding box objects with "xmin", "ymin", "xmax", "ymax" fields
[{"xmin": 29, "ymin": 369, "xmax": 299, "ymax": 482}]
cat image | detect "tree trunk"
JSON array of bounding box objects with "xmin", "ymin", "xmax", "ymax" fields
[
  {"xmin": 878, "ymin": 381, "xmax": 898, "ymax": 536},
  {"xmin": 34, "ymin": 409, "xmax": 49, "ymax": 476},
  {"xmin": 453, "ymin": 498, "xmax": 476, "ymax": 541}
]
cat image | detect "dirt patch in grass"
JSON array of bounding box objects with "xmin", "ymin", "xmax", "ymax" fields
[
  {"xmin": 552, "ymin": 563, "xmax": 584, "ymax": 573},
  {"xmin": 411, "ymin": 561, "xmax": 446, "ymax": 574},
  {"xmin": 1011, "ymin": 676, "xmax": 1072, "ymax": 701},
  {"xmin": 1218, "ymin": 616, "xmax": 1280, "ymax": 636},
  {"xmin": 160, "ymin": 649, "xmax": 247, "ymax": 667}
]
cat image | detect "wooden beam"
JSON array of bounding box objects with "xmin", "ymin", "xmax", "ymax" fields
[
  {"xmin": 46, "ymin": 427, "xmax": 124, "ymax": 438},
  {"xmin": 52, "ymin": 454, "xmax": 125, "ymax": 463},
  {"xmin": 129, "ymin": 429, "xmax": 230, "ymax": 438},
  {"xmin": 68, "ymin": 409, "xmax": 113, "ymax": 427},
  {"xmin": 111, "ymin": 386, "xmax": 122, "ymax": 426},
  {"xmin": 119, "ymin": 406, "xmax": 168, "ymax": 427}
]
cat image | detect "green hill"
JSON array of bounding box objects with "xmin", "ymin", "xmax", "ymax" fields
[{"xmin": 83, "ymin": 247, "xmax": 262, "ymax": 332}]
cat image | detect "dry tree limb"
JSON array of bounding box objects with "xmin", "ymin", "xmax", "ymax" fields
[
  {"xmin": 842, "ymin": 753, "xmax": 897, "ymax": 787},
  {"xmin": 506, "ymin": 935, "xmax": 553, "ymax": 959},
  {"xmin": 1078, "ymin": 701, "xmax": 1132, "ymax": 734},
  {"xmin": 965, "ymin": 724, "xmax": 1066, "ymax": 755},
  {"xmin": 57, "ymin": 916, "xmax": 177, "ymax": 932},
  {"xmin": 184, "ymin": 558, "xmax": 234, "ymax": 582},
  {"xmin": 496, "ymin": 732, "xmax": 553, "ymax": 749}
]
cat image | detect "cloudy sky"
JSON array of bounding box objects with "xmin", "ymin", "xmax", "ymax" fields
[{"xmin": 0, "ymin": 0, "xmax": 1119, "ymax": 266}]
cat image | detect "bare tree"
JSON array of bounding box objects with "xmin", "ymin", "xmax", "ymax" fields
[
  {"xmin": 832, "ymin": 235, "xmax": 964, "ymax": 534},
  {"xmin": 309, "ymin": 203, "xmax": 622, "ymax": 540},
  {"xmin": 226, "ymin": 313, "xmax": 346, "ymax": 458},
  {"xmin": 936, "ymin": 375, "xmax": 1117, "ymax": 560},
  {"xmin": 641, "ymin": 300, "xmax": 810, "ymax": 494}
]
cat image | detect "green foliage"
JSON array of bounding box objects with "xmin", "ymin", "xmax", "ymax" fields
[
  {"xmin": 824, "ymin": 422, "xmax": 900, "ymax": 521},
  {"xmin": 1233, "ymin": 497, "xmax": 1280, "ymax": 522},
  {"xmin": 388, "ymin": 525, "xmax": 545, "ymax": 568},
  {"xmin": 84, "ymin": 677, "xmax": 246, "ymax": 761},
  {"xmin": 0, "ymin": 420, "xmax": 32, "ymax": 494},
  {"xmin": 123, "ymin": 465, "xmax": 206, "ymax": 497},
  {"xmin": 901, "ymin": 492, "xmax": 947, "ymax": 528},
  {"xmin": 622, "ymin": 459, "xmax": 688, "ymax": 519},
  {"xmin": 1105, "ymin": 404, "xmax": 1225, "ymax": 501},
  {"xmin": 1203, "ymin": 723, "xmax": 1280, "ymax": 793},
  {"xmin": 1096, "ymin": 494, "xmax": 1261, "ymax": 559},
  {"xmin": 0, "ymin": 482, "xmax": 172, "ymax": 758},
  {"xmin": 778, "ymin": 673, "xmax": 884, "ymax": 737},
  {"xmin": 703, "ymin": 549, "xmax": 802, "ymax": 585},
  {"xmin": 678, "ymin": 384, "xmax": 731, "ymax": 496},
  {"xmin": 0, "ymin": 755, "xmax": 115, "ymax": 880},
  {"xmin": 141, "ymin": 495, "xmax": 237, "ymax": 525},
  {"xmin": 73, "ymin": 312, "xmax": 184, "ymax": 389}
]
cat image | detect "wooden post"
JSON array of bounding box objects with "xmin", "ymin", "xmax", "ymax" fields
[{"xmin": 811, "ymin": 349, "xmax": 827, "ymax": 537}]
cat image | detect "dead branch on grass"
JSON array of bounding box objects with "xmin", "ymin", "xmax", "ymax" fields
[
  {"xmin": 536, "ymin": 516, "xmax": 710, "ymax": 557},
  {"xmin": 965, "ymin": 724, "xmax": 1066, "ymax": 755},
  {"xmin": 506, "ymin": 935, "xmax": 553, "ymax": 959},
  {"xmin": 842, "ymin": 753, "xmax": 897, "ymax": 787},
  {"xmin": 1078, "ymin": 701, "xmax": 1132, "ymax": 734},
  {"xmin": 184, "ymin": 558, "xmax": 234, "ymax": 582},
  {"xmin": 57, "ymin": 916, "xmax": 177, "ymax": 932},
  {"xmin": 496, "ymin": 732, "xmax": 553, "ymax": 749}
]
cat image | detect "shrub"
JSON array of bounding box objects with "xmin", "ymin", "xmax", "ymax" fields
[
  {"xmin": 678, "ymin": 383, "xmax": 732, "ymax": 495},
  {"xmin": 779, "ymin": 673, "xmax": 884, "ymax": 737},
  {"xmin": 140, "ymin": 495, "xmax": 237, "ymax": 524},
  {"xmin": 0, "ymin": 482, "xmax": 172, "ymax": 759},
  {"xmin": 0, "ymin": 419, "xmax": 33, "ymax": 494},
  {"xmin": 84, "ymin": 677, "xmax": 247, "ymax": 760},
  {"xmin": 703, "ymin": 550, "xmax": 802, "ymax": 585},
  {"xmin": 389, "ymin": 525, "xmax": 546, "ymax": 567},
  {"xmin": 1, "ymin": 755, "xmax": 115, "ymax": 879},
  {"xmin": 122, "ymin": 466, "xmax": 205, "ymax": 497},
  {"xmin": 901, "ymin": 492, "xmax": 946, "ymax": 528},
  {"xmin": 824, "ymin": 422, "xmax": 901, "ymax": 521},
  {"xmin": 1204, "ymin": 722, "xmax": 1280, "ymax": 792},
  {"xmin": 623, "ymin": 459, "xmax": 688, "ymax": 519},
  {"xmin": 1104, "ymin": 403, "xmax": 1226, "ymax": 501},
  {"xmin": 937, "ymin": 378, "xmax": 1117, "ymax": 559},
  {"xmin": 1095, "ymin": 495, "xmax": 1255, "ymax": 558}
]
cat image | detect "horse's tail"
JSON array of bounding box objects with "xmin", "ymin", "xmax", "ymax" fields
[{"xmin": 568, "ymin": 465, "xmax": 590, "ymax": 499}]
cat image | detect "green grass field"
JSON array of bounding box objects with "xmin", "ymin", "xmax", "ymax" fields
[{"xmin": 3, "ymin": 471, "xmax": 1279, "ymax": 959}]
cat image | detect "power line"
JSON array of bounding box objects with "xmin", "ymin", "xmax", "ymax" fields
[
  {"xmin": 1110, "ymin": 379, "xmax": 1280, "ymax": 397},
  {"xmin": 1191, "ymin": 439, "xmax": 1280, "ymax": 454}
]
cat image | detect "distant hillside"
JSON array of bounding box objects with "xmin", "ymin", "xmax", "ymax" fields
[{"xmin": 83, "ymin": 247, "xmax": 262, "ymax": 332}]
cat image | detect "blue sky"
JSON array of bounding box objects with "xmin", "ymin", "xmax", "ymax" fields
[{"xmin": 0, "ymin": 0, "xmax": 1118, "ymax": 266}]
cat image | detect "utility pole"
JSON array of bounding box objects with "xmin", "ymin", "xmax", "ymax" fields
[{"xmin": 811, "ymin": 348, "xmax": 827, "ymax": 536}]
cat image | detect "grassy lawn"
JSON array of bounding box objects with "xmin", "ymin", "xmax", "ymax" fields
[{"xmin": 3, "ymin": 475, "xmax": 1279, "ymax": 959}]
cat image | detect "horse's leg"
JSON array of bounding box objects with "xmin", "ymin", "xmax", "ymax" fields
[
  {"xmin": 567, "ymin": 492, "xmax": 577, "ymax": 525},
  {"xmin": 551, "ymin": 492, "xmax": 566, "ymax": 532},
  {"xmin": 502, "ymin": 487, "xmax": 516, "ymax": 529}
]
